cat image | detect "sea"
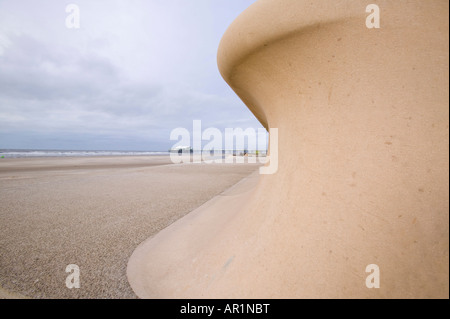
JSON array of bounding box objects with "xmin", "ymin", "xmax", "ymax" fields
[{"xmin": 0, "ymin": 149, "xmax": 169, "ymax": 158}]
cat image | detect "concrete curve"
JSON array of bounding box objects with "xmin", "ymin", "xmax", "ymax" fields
[{"xmin": 128, "ymin": 0, "xmax": 449, "ymax": 298}]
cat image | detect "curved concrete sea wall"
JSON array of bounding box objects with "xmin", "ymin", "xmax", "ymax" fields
[{"xmin": 128, "ymin": 0, "xmax": 449, "ymax": 298}]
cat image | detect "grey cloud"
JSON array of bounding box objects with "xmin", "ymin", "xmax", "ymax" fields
[
  {"xmin": 0, "ymin": 0, "xmax": 261, "ymax": 151},
  {"xmin": 0, "ymin": 34, "xmax": 119, "ymax": 101}
]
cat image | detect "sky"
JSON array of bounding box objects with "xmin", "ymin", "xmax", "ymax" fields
[{"xmin": 0, "ymin": 0, "xmax": 263, "ymax": 151}]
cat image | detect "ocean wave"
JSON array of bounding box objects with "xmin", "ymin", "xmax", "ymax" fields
[{"xmin": 0, "ymin": 150, "xmax": 169, "ymax": 158}]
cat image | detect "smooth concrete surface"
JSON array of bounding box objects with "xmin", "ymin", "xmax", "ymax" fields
[{"xmin": 128, "ymin": 0, "xmax": 449, "ymax": 298}]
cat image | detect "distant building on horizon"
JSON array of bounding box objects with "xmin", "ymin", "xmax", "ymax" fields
[{"xmin": 169, "ymin": 146, "xmax": 193, "ymax": 154}]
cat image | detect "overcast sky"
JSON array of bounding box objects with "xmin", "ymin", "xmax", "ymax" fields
[{"xmin": 0, "ymin": 0, "xmax": 262, "ymax": 151}]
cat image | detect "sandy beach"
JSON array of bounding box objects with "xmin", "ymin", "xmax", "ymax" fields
[{"xmin": 0, "ymin": 156, "xmax": 260, "ymax": 298}]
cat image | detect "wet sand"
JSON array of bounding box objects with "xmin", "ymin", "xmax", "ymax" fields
[{"xmin": 0, "ymin": 156, "xmax": 260, "ymax": 298}]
